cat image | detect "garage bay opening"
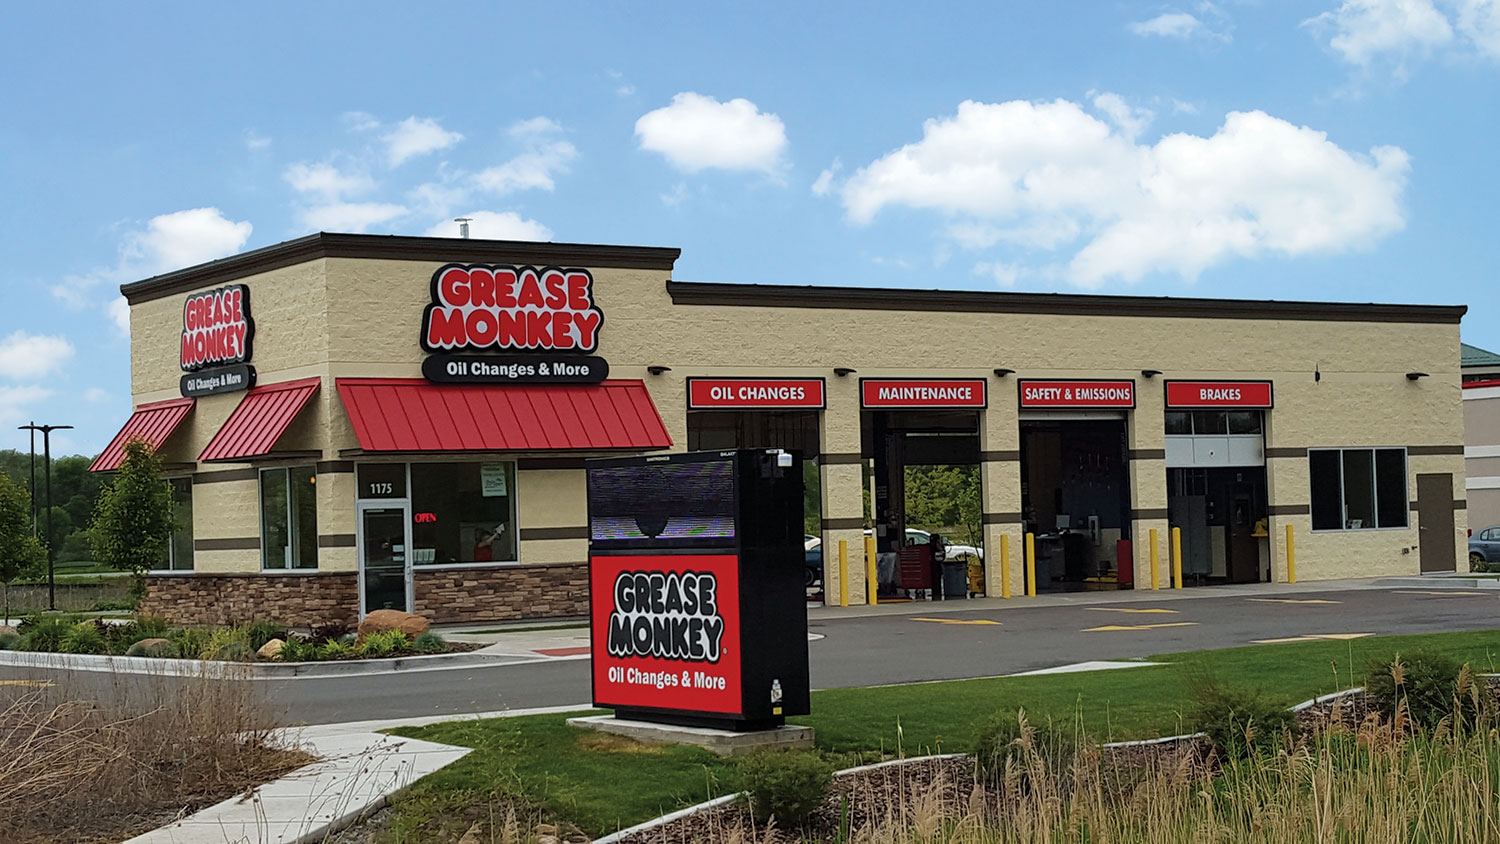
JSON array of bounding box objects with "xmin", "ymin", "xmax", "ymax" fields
[{"xmin": 1019, "ymin": 417, "xmax": 1131, "ymax": 592}]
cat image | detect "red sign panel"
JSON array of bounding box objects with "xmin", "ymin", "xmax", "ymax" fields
[
  {"xmin": 590, "ymin": 553, "xmax": 743, "ymax": 715},
  {"xmin": 181, "ymin": 284, "xmax": 253, "ymax": 372},
  {"xmin": 861, "ymin": 379, "xmax": 987, "ymax": 409},
  {"xmin": 1019, "ymin": 380, "xmax": 1135, "ymax": 408},
  {"xmin": 421, "ymin": 264, "xmax": 604, "ymax": 353},
  {"xmin": 688, "ymin": 378, "xmax": 825, "ymax": 410},
  {"xmin": 1165, "ymin": 381, "xmax": 1273, "ymax": 408}
]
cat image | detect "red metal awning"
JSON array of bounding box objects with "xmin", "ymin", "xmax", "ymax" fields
[
  {"xmin": 89, "ymin": 398, "xmax": 195, "ymax": 472},
  {"xmin": 199, "ymin": 377, "xmax": 321, "ymax": 462},
  {"xmin": 335, "ymin": 378, "xmax": 673, "ymax": 452}
]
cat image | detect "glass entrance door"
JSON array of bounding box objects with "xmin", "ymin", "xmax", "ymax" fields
[{"xmin": 359, "ymin": 503, "xmax": 412, "ymax": 614}]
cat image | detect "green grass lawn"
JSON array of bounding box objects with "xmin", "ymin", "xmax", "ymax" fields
[{"xmin": 387, "ymin": 629, "xmax": 1500, "ymax": 839}]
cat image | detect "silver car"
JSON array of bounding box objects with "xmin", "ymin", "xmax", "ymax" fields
[{"xmin": 1470, "ymin": 526, "xmax": 1500, "ymax": 570}]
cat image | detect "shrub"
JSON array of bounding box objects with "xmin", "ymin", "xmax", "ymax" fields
[
  {"xmin": 737, "ymin": 749, "xmax": 834, "ymax": 825},
  {"xmin": 169, "ymin": 628, "xmax": 212, "ymax": 660},
  {"xmin": 1188, "ymin": 677, "xmax": 1297, "ymax": 760},
  {"xmin": 318, "ymin": 639, "xmax": 355, "ymax": 660},
  {"xmin": 974, "ymin": 709, "xmax": 1080, "ymax": 786},
  {"xmin": 412, "ymin": 632, "xmax": 447, "ymax": 653},
  {"xmin": 18, "ymin": 617, "xmax": 73, "ymax": 652},
  {"xmin": 133, "ymin": 614, "xmax": 171, "ymax": 638},
  {"xmin": 59, "ymin": 623, "xmax": 106, "ymax": 655},
  {"xmin": 358, "ymin": 630, "xmax": 410, "ymax": 658},
  {"xmin": 242, "ymin": 620, "xmax": 287, "ymax": 651},
  {"xmin": 310, "ymin": 621, "xmax": 352, "ymax": 645},
  {"xmin": 125, "ymin": 638, "xmax": 177, "ymax": 658},
  {"xmin": 199, "ymin": 628, "xmax": 253, "ymax": 661},
  {"xmin": 276, "ymin": 637, "xmax": 314, "ymax": 662},
  {"xmin": 0, "ymin": 632, "xmax": 19, "ymax": 650},
  {"xmin": 1365, "ymin": 651, "xmax": 1471, "ymax": 730}
]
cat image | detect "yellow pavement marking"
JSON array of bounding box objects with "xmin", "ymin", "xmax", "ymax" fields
[
  {"xmin": 1084, "ymin": 622, "xmax": 1199, "ymax": 632},
  {"xmin": 1251, "ymin": 633, "xmax": 1373, "ymax": 644},
  {"xmin": 1085, "ymin": 607, "xmax": 1180, "ymax": 614},
  {"xmin": 1247, "ymin": 598, "xmax": 1342, "ymax": 605},
  {"xmin": 0, "ymin": 680, "xmax": 54, "ymax": 688},
  {"xmin": 1396, "ymin": 590, "xmax": 1492, "ymax": 597},
  {"xmin": 911, "ymin": 617, "xmax": 1002, "ymax": 626}
]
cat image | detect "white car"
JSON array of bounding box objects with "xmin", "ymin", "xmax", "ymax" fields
[{"xmin": 857, "ymin": 527, "xmax": 983, "ymax": 561}]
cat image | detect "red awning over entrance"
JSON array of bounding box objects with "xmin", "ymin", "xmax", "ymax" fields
[
  {"xmin": 89, "ymin": 398, "xmax": 195, "ymax": 472},
  {"xmin": 199, "ymin": 377, "xmax": 321, "ymax": 462},
  {"xmin": 335, "ymin": 378, "xmax": 673, "ymax": 452}
]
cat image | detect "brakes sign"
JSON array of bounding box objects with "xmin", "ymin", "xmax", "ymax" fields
[{"xmin": 180, "ymin": 285, "xmax": 252, "ymax": 372}]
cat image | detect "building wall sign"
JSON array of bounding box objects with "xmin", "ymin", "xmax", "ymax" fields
[
  {"xmin": 1019, "ymin": 379, "xmax": 1136, "ymax": 408},
  {"xmin": 1165, "ymin": 380, "xmax": 1273, "ymax": 409},
  {"xmin": 421, "ymin": 264, "xmax": 604, "ymax": 353},
  {"xmin": 860, "ymin": 378, "xmax": 988, "ymax": 409},
  {"xmin": 687, "ymin": 378, "xmax": 826, "ymax": 410},
  {"xmin": 179, "ymin": 284, "xmax": 255, "ymax": 397}
]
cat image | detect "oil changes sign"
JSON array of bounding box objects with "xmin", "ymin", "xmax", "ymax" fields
[
  {"xmin": 179, "ymin": 284, "xmax": 256, "ymax": 397},
  {"xmin": 590, "ymin": 553, "xmax": 743, "ymax": 715}
]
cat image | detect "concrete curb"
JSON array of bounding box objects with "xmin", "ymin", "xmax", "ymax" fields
[{"xmin": 0, "ymin": 648, "xmax": 530, "ymax": 678}]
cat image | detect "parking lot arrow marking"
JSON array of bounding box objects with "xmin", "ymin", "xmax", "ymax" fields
[
  {"xmin": 911, "ymin": 617, "xmax": 1001, "ymax": 626},
  {"xmin": 1252, "ymin": 632, "xmax": 1373, "ymax": 644},
  {"xmin": 1085, "ymin": 607, "xmax": 1179, "ymax": 614},
  {"xmin": 1247, "ymin": 598, "xmax": 1342, "ymax": 605},
  {"xmin": 1083, "ymin": 622, "xmax": 1198, "ymax": 632}
]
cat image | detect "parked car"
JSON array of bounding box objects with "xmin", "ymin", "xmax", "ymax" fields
[
  {"xmin": 1470, "ymin": 526, "xmax": 1500, "ymax": 570},
  {"xmin": 858, "ymin": 527, "xmax": 984, "ymax": 562}
]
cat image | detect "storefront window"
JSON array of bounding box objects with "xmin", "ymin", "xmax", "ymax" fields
[
  {"xmin": 1308, "ymin": 448, "xmax": 1407, "ymax": 531},
  {"xmin": 159, "ymin": 477, "xmax": 194, "ymax": 571},
  {"xmin": 1164, "ymin": 412, "xmax": 1192, "ymax": 435},
  {"xmin": 261, "ymin": 466, "xmax": 318, "ymax": 569},
  {"xmin": 410, "ymin": 462, "xmax": 516, "ymax": 564}
]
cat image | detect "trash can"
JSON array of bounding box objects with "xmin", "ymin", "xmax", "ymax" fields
[{"xmin": 942, "ymin": 563, "xmax": 968, "ymax": 599}]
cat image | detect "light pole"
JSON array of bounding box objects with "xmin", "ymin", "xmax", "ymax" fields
[
  {"xmin": 18, "ymin": 424, "xmax": 72, "ymax": 612},
  {"xmin": 25, "ymin": 422, "xmax": 35, "ymax": 536}
]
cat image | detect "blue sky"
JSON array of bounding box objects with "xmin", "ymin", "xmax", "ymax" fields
[{"xmin": 1, "ymin": 1, "xmax": 1496, "ymax": 456}]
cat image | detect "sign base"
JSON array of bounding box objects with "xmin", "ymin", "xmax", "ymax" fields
[{"xmin": 567, "ymin": 714, "xmax": 812, "ymax": 757}]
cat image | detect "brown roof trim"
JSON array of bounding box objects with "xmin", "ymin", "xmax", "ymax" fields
[
  {"xmin": 122, "ymin": 233, "xmax": 682, "ymax": 304},
  {"xmin": 666, "ymin": 281, "xmax": 1466, "ymax": 325}
]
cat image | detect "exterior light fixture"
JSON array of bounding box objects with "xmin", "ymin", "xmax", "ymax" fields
[
  {"xmin": 646, "ymin": 365, "xmax": 672, "ymax": 375},
  {"xmin": 993, "ymin": 368, "xmax": 1015, "ymax": 377},
  {"xmin": 1406, "ymin": 371, "xmax": 1429, "ymax": 380},
  {"xmin": 1140, "ymin": 369, "xmax": 1162, "ymax": 378},
  {"xmin": 834, "ymin": 368, "xmax": 857, "ymax": 377}
]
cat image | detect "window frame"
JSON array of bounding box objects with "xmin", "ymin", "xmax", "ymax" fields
[
  {"xmin": 1307, "ymin": 447, "xmax": 1409, "ymax": 533},
  {"xmin": 355, "ymin": 460, "xmax": 522, "ymax": 569},
  {"xmin": 260, "ymin": 465, "xmax": 320, "ymax": 571},
  {"xmin": 152, "ymin": 476, "xmax": 195, "ymax": 573}
]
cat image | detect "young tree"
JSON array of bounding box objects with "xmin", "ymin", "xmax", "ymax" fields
[
  {"xmin": 0, "ymin": 473, "xmax": 45, "ymax": 622},
  {"xmin": 91, "ymin": 438, "xmax": 175, "ymax": 579}
]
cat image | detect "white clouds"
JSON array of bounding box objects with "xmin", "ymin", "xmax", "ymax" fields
[
  {"xmin": 635, "ymin": 92, "xmax": 788, "ymax": 175},
  {"xmin": 300, "ymin": 202, "xmax": 408, "ymax": 233},
  {"xmin": 423, "ymin": 211, "xmax": 552, "ymax": 242},
  {"xmin": 841, "ymin": 99, "xmax": 1409, "ymax": 288},
  {"xmin": 343, "ymin": 111, "xmax": 381, "ymax": 132},
  {"xmin": 475, "ymin": 118, "xmax": 577, "ymax": 194},
  {"xmin": 84, "ymin": 387, "xmax": 110, "ymax": 404},
  {"xmin": 124, "ymin": 208, "xmax": 254, "ymax": 275},
  {"xmin": 1091, "ymin": 92, "xmax": 1154, "ymax": 140},
  {"xmin": 1455, "ymin": 0, "xmax": 1500, "ymax": 57},
  {"xmin": 244, "ymin": 131, "xmax": 271, "ymax": 151},
  {"xmin": 0, "ymin": 332, "xmax": 74, "ymax": 380},
  {"xmin": 108, "ymin": 297, "xmax": 130, "ymax": 335},
  {"xmin": 384, "ymin": 116, "xmax": 463, "ymax": 166},
  {"xmin": 1129, "ymin": 12, "xmax": 1206, "ymax": 38},
  {"xmin": 1305, "ymin": 0, "xmax": 1454, "ymax": 67},
  {"xmin": 811, "ymin": 158, "xmax": 843, "ymax": 197},
  {"xmin": 0, "ymin": 385, "xmax": 53, "ymax": 428},
  {"xmin": 283, "ymin": 162, "xmax": 374, "ymax": 202}
]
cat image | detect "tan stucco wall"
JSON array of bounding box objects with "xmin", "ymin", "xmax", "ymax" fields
[{"xmin": 128, "ymin": 249, "xmax": 1467, "ymax": 587}]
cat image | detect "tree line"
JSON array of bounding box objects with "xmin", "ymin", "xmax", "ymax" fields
[{"xmin": 0, "ymin": 449, "xmax": 109, "ymax": 563}]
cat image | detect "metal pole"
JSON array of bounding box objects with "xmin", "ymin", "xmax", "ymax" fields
[
  {"xmin": 43, "ymin": 430, "xmax": 53, "ymax": 611},
  {"xmin": 27, "ymin": 423, "xmax": 35, "ymax": 536}
]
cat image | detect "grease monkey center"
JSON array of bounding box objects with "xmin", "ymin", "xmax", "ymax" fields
[{"xmin": 95, "ymin": 232, "xmax": 1468, "ymax": 627}]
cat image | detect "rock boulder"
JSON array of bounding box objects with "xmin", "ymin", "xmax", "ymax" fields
[
  {"xmin": 257, "ymin": 638, "xmax": 286, "ymax": 660},
  {"xmin": 357, "ymin": 609, "xmax": 430, "ymax": 639}
]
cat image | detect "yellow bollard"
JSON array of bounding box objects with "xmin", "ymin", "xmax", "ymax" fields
[
  {"xmin": 1025, "ymin": 532, "xmax": 1037, "ymax": 597},
  {"xmin": 999, "ymin": 534, "xmax": 1012, "ymax": 599},
  {"xmin": 864, "ymin": 535, "xmax": 878, "ymax": 605},
  {"xmin": 1149, "ymin": 528, "xmax": 1160, "ymax": 590},
  {"xmin": 1171, "ymin": 526, "xmax": 1183, "ymax": 589},
  {"xmin": 1286, "ymin": 524, "xmax": 1296, "ymax": 584},
  {"xmin": 838, "ymin": 540, "xmax": 849, "ymax": 607}
]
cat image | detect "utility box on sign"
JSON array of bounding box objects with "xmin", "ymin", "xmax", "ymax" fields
[{"xmin": 585, "ymin": 449, "xmax": 811, "ymax": 731}]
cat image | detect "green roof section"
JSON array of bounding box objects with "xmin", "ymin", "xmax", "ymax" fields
[{"xmin": 1463, "ymin": 343, "xmax": 1500, "ymax": 367}]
